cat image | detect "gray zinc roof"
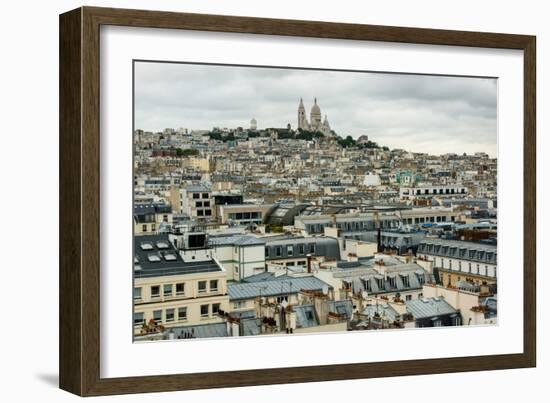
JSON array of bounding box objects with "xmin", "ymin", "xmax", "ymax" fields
[
  {"xmin": 228, "ymin": 276, "xmax": 331, "ymax": 301},
  {"xmin": 166, "ymin": 322, "xmax": 228, "ymax": 339},
  {"xmin": 405, "ymin": 297, "xmax": 458, "ymax": 319},
  {"xmin": 209, "ymin": 234, "xmax": 265, "ymax": 247}
]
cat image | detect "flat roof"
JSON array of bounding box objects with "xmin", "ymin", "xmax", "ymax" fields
[{"xmin": 134, "ymin": 234, "xmax": 223, "ymax": 278}]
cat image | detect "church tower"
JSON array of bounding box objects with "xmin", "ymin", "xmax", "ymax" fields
[{"xmin": 298, "ymin": 98, "xmax": 307, "ymax": 129}]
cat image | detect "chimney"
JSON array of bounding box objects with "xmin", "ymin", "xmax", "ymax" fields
[{"xmin": 306, "ymin": 254, "xmax": 312, "ymax": 273}]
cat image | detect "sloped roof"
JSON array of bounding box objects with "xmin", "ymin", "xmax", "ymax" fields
[
  {"xmin": 228, "ymin": 276, "xmax": 331, "ymax": 301},
  {"xmin": 405, "ymin": 297, "xmax": 458, "ymax": 319}
]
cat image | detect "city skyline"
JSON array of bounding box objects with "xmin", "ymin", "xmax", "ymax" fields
[{"xmin": 135, "ymin": 61, "xmax": 497, "ymax": 157}]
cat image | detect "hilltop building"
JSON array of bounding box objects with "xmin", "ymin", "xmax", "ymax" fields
[{"xmin": 297, "ymin": 98, "xmax": 332, "ymax": 135}]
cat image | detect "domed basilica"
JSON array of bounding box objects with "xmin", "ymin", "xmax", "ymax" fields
[{"xmin": 297, "ymin": 98, "xmax": 332, "ymax": 135}]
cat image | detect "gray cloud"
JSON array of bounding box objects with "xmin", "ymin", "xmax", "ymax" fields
[{"xmin": 135, "ymin": 61, "xmax": 497, "ymax": 156}]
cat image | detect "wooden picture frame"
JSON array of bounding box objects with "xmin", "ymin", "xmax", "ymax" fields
[{"xmin": 59, "ymin": 6, "xmax": 536, "ymax": 396}]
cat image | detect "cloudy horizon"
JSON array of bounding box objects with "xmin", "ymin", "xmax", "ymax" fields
[{"xmin": 135, "ymin": 61, "xmax": 497, "ymax": 157}]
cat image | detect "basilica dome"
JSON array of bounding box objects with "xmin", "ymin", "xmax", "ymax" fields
[{"xmin": 310, "ymin": 98, "xmax": 321, "ymax": 116}]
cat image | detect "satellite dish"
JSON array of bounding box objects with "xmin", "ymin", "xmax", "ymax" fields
[{"xmin": 322, "ymin": 285, "xmax": 329, "ymax": 295}]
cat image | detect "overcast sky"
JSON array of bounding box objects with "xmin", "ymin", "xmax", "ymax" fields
[{"xmin": 135, "ymin": 61, "xmax": 497, "ymax": 157}]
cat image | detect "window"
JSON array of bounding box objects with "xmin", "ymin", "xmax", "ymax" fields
[
  {"xmin": 176, "ymin": 283, "xmax": 185, "ymax": 295},
  {"xmin": 405, "ymin": 295, "xmax": 412, "ymax": 301},
  {"xmin": 212, "ymin": 303, "xmax": 220, "ymax": 314},
  {"xmin": 133, "ymin": 287, "xmax": 142, "ymax": 300},
  {"xmin": 366, "ymin": 279, "xmax": 372, "ymax": 292},
  {"xmin": 265, "ymin": 247, "xmax": 270, "ymax": 257},
  {"xmin": 204, "ymin": 201, "xmax": 210, "ymax": 207},
  {"xmin": 204, "ymin": 209, "xmax": 212, "ymax": 216},
  {"xmin": 163, "ymin": 214, "xmax": 168, "ymax": 222},
  {"xmin": 299, "ymin": 244, "xmax": 305, "ymax": 254},
  {"xmin": 233, "ymin": 301, "xmax": 245, "ymax": 309},
  {"xmin": 202, "ymin": 193, "xmax": 209, "ymax": 199},
  {"xmin": 401, "ymin": 275, "xmax": 410, "ymax": 288},
  {"xmin": 309, "ymin": 244, "xmax": 315, "ymax": 254},
  {"xmin": 200, "ymin": 304, "xmax": 209, "ymax": 317},
  {"xmin": 449, "ymin": 260, "xmax": 453, "ymax": 270},
  {"xmin": 275, "ymin": 246, "xmax": 282, "ymax": 257},
  {"xmin": 195, "ymin": 201, "xmax": 203, "ymax": 207},
  {"xmin": 163, "ymin": 284, "xmax": 172, "ymax": 297},
  {"xmin": 151, "ymin": 285, "xmax": 160, "ymax": 298},
  {"xmin": 287, "ymin": 245, "xmax": 293, "ymax": 256},
  {"xmin": 178, "ymin": 307, "xmax": 187, "ymax": 321},
  {"xmin": 276, "ymin": 296, "xmax": 289, "ymax": 304},
  {"xmin": 198, "ymin": 281, "xmax": 207, "ymax": 293},
  {"xmin": 153, "ymin": 310, "xmax": 162, "ymax": 323},
  {"xmin": 417, "ymin": 273, "xmax": 425, "ymax": 285},
  {"xmin": 133, "ymin": 312, "xmax": 144, "ymax": 326},
  {"xmin": 151, "ymin": 223, "xmax": 156, "ymax": 232},
  {"xmin": 197, "ymin": 210, "xmax": 204, "ymax": 216},
  {"xmin": 142, "ymin": 224, "xmax": 147, "ymax": 232},
  {"xmin": 165, "ymin": 308, "xmax": 174, "ymax": 322},
  {"xmin": 210, "ymin": 279, "xmax": 218, "ymax": 292},
  {"xmin": 193, "ymin": 193, "xmax": 200, "ymax": 199}
]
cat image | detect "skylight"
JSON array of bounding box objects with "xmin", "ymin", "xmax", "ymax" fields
[
  {"xmin": 164, "ymin": 253, "xmax": 177, "ymax": 261},
  {"xmin": 156, "ymin": 241, "xmax": 169, "ymax": 249},
  {"xmin": 147, "ymin": 254, "xmax": 161, "ymax": 262},
  {"xmin": 140, "ymin": 242, "xmax": 153, "ymax": 250}
]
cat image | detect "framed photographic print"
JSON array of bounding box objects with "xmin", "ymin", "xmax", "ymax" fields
[{"xmin": 59, "ymin": 6, "xmax": 536, "ymax": 396}]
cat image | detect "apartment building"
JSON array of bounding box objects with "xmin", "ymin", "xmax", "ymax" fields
[
  {"xmin": 217, "ymin": 203, "xmax": 274, "ymax": 226},
  {"xmin": 133, "ymin": 202, "xmax": 173, "ymax": 235},
  {"xmin": 416, "ymin": 238, "xmax": 497, "ymax": 286},
  {"xmin": 264, "ymin": 236, "xmax": 341, "ymax": 267},
  {"xmin": 399, "ymin": 207, "xmax": 459, "ymax": 226},
  {"xmin": 209, "ymin": 234, "xmax": 266, "ymax": 281},
  {"xmin": 294, "ymin": 213, "xmax": 400, "ymax": 235},
  {"xmin": 133, "ymin": 233, "xmax": 229, "ymax": 336},
  {"xmin": 180, "ymin": 184, "xmax": 215, "ymax": 221},
  {"xmin": 399, "ymin": 184, "xmax": 467, "ymax": 200}
]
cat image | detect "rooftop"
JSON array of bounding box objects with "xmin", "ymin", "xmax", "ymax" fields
[
  {"xmin": 134, "ymin": 234, "xmax": 223, "ymax": 278},
  {"xmin": 228, "ymin": 275, "xmax": 331, "ymax": 301},
  {"xmin": 405, "ymin": 297, "xmax": 458, "ymax": 319}
]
